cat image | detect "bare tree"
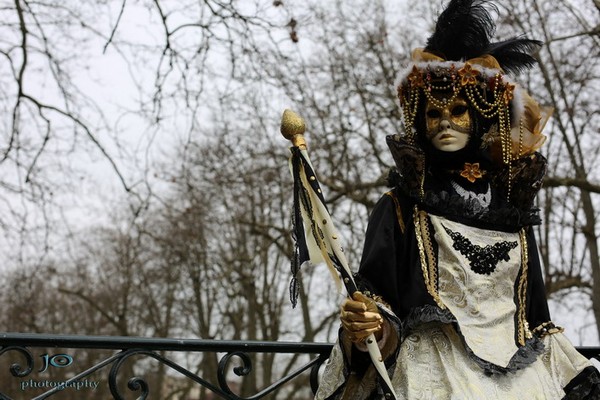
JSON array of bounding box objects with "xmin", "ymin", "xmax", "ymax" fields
[
  {"xmin": 0, "ymin": 0, "xmax": 294, "ymax": 264},
  {"xmin": 497, "ymin": 0, "xmax": 600, "ymax": 338},
  {"xmin": 1, "ymin": 1, "xmax": 599, "ymax": 398}
]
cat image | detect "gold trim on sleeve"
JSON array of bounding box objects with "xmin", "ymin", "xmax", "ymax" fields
[
  {"xmin": 516, "ymin": 229, "xmax": 531, "ymax": 345},
  {"xmin": 532, "ymin": 321, "xmax": 565, "ymax": 338},
  {"xmin": 413, "ymin": 206, "xmax": 445, "ymax": 309},
  {"xmin": 385, "ymin": 191, "xmax": 406, "ymax": 234}
]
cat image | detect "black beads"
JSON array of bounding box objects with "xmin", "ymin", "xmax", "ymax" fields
[{"xmin": 443, "ymin": 225, "xmax": 518, "ymax": 275}]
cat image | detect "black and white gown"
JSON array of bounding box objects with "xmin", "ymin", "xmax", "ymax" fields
[{"xmin": 315, "ymin": 156, "xmax": 600, "ymax": 399}]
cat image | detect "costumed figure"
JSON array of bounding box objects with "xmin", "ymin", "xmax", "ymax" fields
[{"xmin": 314, "ymin": 0, "xmax": 600, "ymax": 399}]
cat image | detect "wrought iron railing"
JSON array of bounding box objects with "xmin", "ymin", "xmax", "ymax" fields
[
  {"xmin": 0, "ymin": 333, "xmax": 332, "ymax": 400},
  {"xmin": 1, "ymin": 332, "xmax": 599, "ymax": 400}
]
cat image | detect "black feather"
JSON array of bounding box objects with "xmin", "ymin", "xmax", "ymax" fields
[
  {"xmin": 486, "ymin": 37, "xmax": 543, "ymax": 74},
  {"xmin": 425, "ymin": 0, "xmax": 542, "ymax": 74},
  {"xmin": 425, "ymin": 0, "xmax": 497, "ymax": 61}
]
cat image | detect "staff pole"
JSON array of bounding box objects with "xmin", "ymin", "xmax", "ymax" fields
[{"xmin": 280, "ymin": 109, "xmax": 398, "ymax": 400}]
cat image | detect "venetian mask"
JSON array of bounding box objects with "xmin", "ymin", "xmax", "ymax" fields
[{"xmin": 425, "ymin": 94, "xmax": 472, "ymax": 152}]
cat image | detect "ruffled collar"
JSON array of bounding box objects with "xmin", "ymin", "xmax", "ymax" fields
[{"xmin": 386, "ymin": 135, "xmax": 546, "ymax": 230}]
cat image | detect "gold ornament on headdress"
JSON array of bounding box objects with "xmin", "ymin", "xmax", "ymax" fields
[
  {"xmin": 458, "ymin": 63, "xmax": 480, "ymax": 86},
  {"xmin": 397, "ymin": 49, "xmax": 548, "ymax": 202}
]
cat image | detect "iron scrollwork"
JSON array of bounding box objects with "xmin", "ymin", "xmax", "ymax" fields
[
  {"xmin": 3, "ymin": 332, "xmax": 596, "ymax": 399},
  {"xmin": 0, "ymin": 346, "xmax": 34, "ymax": 379},
  {"xmin": 108, "ymin": 348, "xmax": 230, "ymax": 399},
  {"xmin": 217, "ymin": 351, "xmax": 327, "ymax": 400},
  {"xmin": 0, "ymin": 333, "xmax": 334, "ymax": 399}
]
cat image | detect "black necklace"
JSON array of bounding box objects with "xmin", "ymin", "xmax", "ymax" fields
[{"xmin": 442, "ymin": 224, "xmax": 518, "ymax": 275}]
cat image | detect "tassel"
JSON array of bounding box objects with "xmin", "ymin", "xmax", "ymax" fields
[{"xmin": 288, "ymin": 147, "xmax": 343, "ymax": 307}]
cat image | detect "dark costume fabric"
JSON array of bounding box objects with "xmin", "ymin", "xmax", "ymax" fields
[
  {"xmin": 311, "ymin": 1, "xmax": 600, "ymax": 398},
  {"xmin": 314, "ymin": 140, "xmax": 600, "ymax": 399}
]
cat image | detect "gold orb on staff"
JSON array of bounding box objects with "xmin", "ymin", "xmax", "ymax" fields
[{"xmin": 280, "ymin": 109, "xmax": 307, "ymax": 149}]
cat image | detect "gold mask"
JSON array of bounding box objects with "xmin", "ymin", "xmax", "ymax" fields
[{"xmin": 425, "ymin": 95, "xmax": 472, "ymax": 140}]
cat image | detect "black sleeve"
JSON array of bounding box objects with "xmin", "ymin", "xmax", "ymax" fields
[
  {"xmin": 356, "ymin": 190, "xmax": 406, "ymax": 312},
  {"xmin": 525, "ymin": 227, "xmax": 551, "ymax": 329}
]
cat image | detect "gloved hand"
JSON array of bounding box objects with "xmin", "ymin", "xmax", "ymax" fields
[{"xmin": 340, "ymin": 291, "xmax": 384, "ymax": 343}]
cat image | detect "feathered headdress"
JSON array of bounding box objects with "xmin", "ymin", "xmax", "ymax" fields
[
  {"xmin": 395, "ymin": 0, "xmax": 549, "ymax": 198},
  {"xmin": 424, "ymin": 0, "xmax": 541, "ymax": 74}
]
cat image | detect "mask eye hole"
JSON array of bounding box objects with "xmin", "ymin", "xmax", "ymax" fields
[
  {"xmin": 451, "ymin": 105, "xmax": 468, "ymax": 116},
  {"xmin": 426, "ymin": 109, "xmax": 441, "ymax": 118}
]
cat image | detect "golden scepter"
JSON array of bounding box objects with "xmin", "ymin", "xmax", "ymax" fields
[{"xmin": 280, "ymin": 109, "xmax": 398, "ymax": 400}]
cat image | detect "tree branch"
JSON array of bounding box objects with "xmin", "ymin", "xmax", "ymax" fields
[
  {"xmin": 543, "ymin": 176, "xmax": 600, "ymax": 193},
  {"xmin": 103, "ymin": 0, "xmax": 128, "ymax": 53},
  {"xmin": 547, "ymin": 275, "xmax": 592, "ymax": 295},
  {"xmin": 546, "ymin": 25, "xmax": 600, "ymax": 44},
  {"xmin": 20, "ymin": 93, "xmax": 133, "ymax": 193}
]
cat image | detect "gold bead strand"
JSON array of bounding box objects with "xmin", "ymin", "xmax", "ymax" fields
[
  {"xmin": 464, "ymin": 85, "xmax": 499, "ymax": 118},
  {"xmin": 498, "ymin": 106, "xmax": 514, "ymax": 201},
  {"xmin": 517, "ymin": 117, "xmax": 524, "ymax": 159}
]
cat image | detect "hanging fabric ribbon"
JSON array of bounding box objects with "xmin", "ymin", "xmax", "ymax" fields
[{"xmin": 289, "ymin": 145, "xmax": 345, "ymax": 307}]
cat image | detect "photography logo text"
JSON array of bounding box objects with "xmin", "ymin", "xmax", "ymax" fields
[{"xmin": 20, "ymin": 353, "xmax": 100, "ymax": 392}]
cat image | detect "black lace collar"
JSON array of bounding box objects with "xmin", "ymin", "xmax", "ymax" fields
[{"xmin": 386, "ymin": 135, "xmax": 546, "ymax": 230}]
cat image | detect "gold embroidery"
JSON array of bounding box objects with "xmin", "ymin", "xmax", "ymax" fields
[
  {"xmin": 532, "ymin": 321, "xmax": 565, "ymax": 338},
  {"xmin": 413, "ymin": 207, "xmax": 430, "ymax": 284},
  {"xmin": 516, "ymin": 229, "xmax": 530, "ymax": 345},
  {"xmin": 413, "ymin": 206, "xmax": 445, "ymax": 309},
  {"xmin": 384, "ymin": 191, "xmax": 405, "ymax": 234},
  {"xmin": 421, "ymin": 212, "xmax": 442, "ymax": 307}
]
